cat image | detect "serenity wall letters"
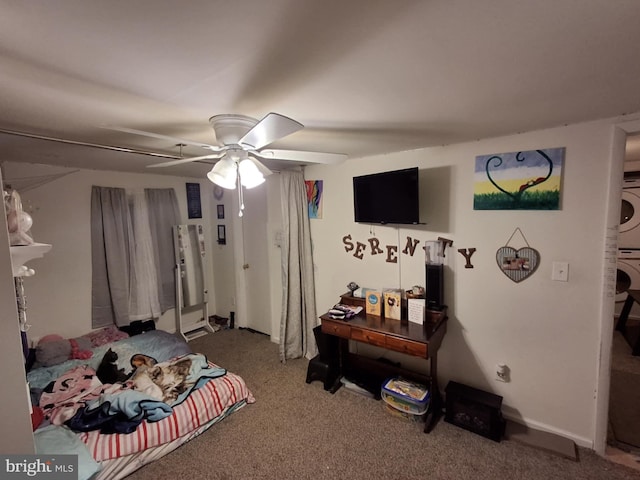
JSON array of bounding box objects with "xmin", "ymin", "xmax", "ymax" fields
[
  {"xmin": 342, "ymin": 234, "xmax": 472, "ymax": 265},
  {"xmin": 342, "ymin": 234, "xmax": 412, "ymax": 263}
]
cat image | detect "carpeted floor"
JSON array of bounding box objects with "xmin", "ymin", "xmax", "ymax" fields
[{"xmin": 125, "ymin": 328, "xmax": 640, "ymax": 480}]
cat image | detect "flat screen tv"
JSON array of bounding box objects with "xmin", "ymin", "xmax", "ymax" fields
[{"xmin": 353, "ymin": 167, "xmax": 420, "ymax": 224}]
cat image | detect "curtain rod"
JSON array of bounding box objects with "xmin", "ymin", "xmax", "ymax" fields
[
  {"xmin": 0, "ymin": 128, "xmax": 183, "ymax": 160},
  {"xmin": 0, "ymin": 128, "xmax": 293, "ymax": 173}
]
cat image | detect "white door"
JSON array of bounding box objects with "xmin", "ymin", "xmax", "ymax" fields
[{"xmin": 237, "ymin": 185, "xmax": 272, "ymax": 335}]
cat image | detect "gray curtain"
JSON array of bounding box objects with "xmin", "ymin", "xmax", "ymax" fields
[
  {"xmin": 145, "ymin": 188, "xmax": 181, "ymax": 313},
  {"xmin": 279, "ymin": 170, "xmax": 318, "ymax": 362},
  {"xmin": 91, "ymin": 186, "xmax": 134, "ymax": 328},
  {"xmin": 91, "ymin": 186, "xmax": 181, "ymax": 328}
]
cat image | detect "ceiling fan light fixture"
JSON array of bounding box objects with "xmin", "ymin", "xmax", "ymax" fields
[
  {"xmin": 207, "ymin": 157, "xmax": 237, "ymax": 189},
  {"xmin": 238, "ymin": 159, "xmax": 265, "ymax": 189}
]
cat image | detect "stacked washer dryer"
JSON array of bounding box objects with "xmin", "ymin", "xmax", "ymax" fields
[{"xmin": 617, "ymin": 178, "xmax": 640, "ymax": 319}]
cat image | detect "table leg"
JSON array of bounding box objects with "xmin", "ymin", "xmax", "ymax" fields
[
  {"xmin": 424, "ymin": 354, "xmax": 441, "ymax": 433},
  {"xmin": 328, "ymin": 337, "xmax": 346, "ymax": 394},
  {"xmin": 616, "ymin": 292, "xmax": 640, "ymax": 356},
  {"xmin": 617, "ymin": 294, "xmax": 634, "ymax": 334}
]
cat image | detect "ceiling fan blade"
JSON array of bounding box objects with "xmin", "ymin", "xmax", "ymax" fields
[
  {"xmin": 238, "ymin": 113, "xmax": 303, "ymax": 150},
  {"xmin": 147, "ymin": 153, "xmax": 223, "ymax": 168},
  {"xmin": 102, "ymin": 125, "xmax": 222, "ymax": 151},
  {"xmin": 256, "ymin": 149, "xmax": 347, "ymax": 165}
]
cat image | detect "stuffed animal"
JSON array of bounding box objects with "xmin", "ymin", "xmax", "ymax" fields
[
  {"xmin": 35, "ymin": 334, "xmax": 93, "ymax": 367},
  {"xmin": 5, "ymin": 189, "xmax": 34, "ymax": 246}
]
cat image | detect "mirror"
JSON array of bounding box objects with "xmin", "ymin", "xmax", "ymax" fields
[{"xmin": 173, "ymin": 224, "xmax": 206, "ymax": 308}]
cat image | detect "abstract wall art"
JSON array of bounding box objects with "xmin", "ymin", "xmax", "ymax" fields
[{"xmin": 305, "ymin": 180, "xmax": 323, "ymax": 219}]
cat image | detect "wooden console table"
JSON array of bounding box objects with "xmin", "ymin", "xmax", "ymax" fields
[{"xmin": 320, "ymin": 293, "xmax": 447, "ymax": 433}]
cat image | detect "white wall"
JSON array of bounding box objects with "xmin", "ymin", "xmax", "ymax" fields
[
  {"xmin": 208, "ymin": 182, "xmax": 237, "ymax": 319},
  {"xmin": 0, "ymin": 169, "xmax": 35, "ymax": 454},
  {"xmin": 2, "ymin": 163, "xmax": 225, "ymax": 340},
  {"xmin": 304, "ymin": 115, "xmax": 636, "ymax": 448}
]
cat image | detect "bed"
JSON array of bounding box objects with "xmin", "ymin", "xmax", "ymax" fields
[{"xmin": 27, "ymin": 329, "xmax": 255, "ymax": 480}]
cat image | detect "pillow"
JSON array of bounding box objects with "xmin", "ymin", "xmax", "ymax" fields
[
  {"xmin": 34, "ymin": 425, "xmax": 101, "ymax": 480},
  {"xmin": 35, "ymin": 336, "xmax": 93, "ymax": 367},
  {"xmin": 83, "ymin": 326, "xmax": 129, "ymax": 347}
]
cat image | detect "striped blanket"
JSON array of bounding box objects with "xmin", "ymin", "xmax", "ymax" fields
[
  {"xmin": 31, "ymin": 331, "xmax": 255, "ymax": 463},
  {"xmin": 80, "ymin": 365, "xmax": 254, "ymax": 461}
]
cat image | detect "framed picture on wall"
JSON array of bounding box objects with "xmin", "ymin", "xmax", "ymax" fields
[
  {"xmin": 186, "ymin": 182, "xmax": 202, "ymax": 219},
  {"xmin": 217, "ymin": 204, "xmax": 225, "ymax": 219},
  {"xmin": 217, "ymin": 225, "xmax": 226, "ymax": 245},
  {"xmin": 305, "ymin": 180, "xmax": 323, "ymax": 219},
  {"xmin": 473, "ymin": 147, "xmax": 565, "ymax": 210}
]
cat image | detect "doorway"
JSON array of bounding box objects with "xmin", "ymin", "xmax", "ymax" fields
[
  {"xmin": 607, "ymin": 131, "xmax": 640, "ymax": 466},
  {"xmin": 235, "ymin": 182, "xmax": 272, "ymax": 336}
]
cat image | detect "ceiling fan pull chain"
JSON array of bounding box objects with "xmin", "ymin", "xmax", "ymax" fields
[{"xmin": 238, "ymin": 174, "xmax": 244, "ymax": 217}]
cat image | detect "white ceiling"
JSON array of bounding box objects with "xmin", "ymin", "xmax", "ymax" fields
[{"xmin": 1, "ymin": 0, "xmax": 640, "ymax": 178}]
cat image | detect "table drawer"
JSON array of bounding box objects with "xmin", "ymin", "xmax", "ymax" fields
[
  {"xmin": 385, "ymin": 335, "xmax": 428, "ymax": 358},
  {"xmin": 322, "ymin": 320, "xmax": 351, "ymax": 339},
  {"xmin": 351, "ymin": 327, "xmax": 386, "ymax": 347}
]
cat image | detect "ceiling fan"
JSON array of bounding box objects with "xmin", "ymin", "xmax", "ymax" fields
[
  {"xmin": 109, "ymin": 112, "xmax": 346, "ymax": 186},
  {"xmin": 109, "ymin": 112, "xmax": 345, "ymax": 216}
]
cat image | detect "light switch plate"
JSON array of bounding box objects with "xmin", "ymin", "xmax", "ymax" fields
[{"xmin": 552, "ymin": 261, "xmax": 569, "ymax": 282}]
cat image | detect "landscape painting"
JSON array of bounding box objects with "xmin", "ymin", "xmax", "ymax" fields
[{"xmin": 473, "ymin": 147, "xmax": 565, "ymax": 210}]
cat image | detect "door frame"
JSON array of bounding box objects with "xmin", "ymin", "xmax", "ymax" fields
[{"xmin": 595, "ymin": 118, "xmax": 640, "ymax": 454}]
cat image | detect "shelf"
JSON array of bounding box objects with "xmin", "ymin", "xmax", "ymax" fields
[{"xmin": 10, "ymin": 243, "xmax": 52, "ymax": 277}]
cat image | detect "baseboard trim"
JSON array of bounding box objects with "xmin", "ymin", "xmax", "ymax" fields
[
  {"xmin": 505, "ymin": 419, "xmax": 578, "ymax": 460},
  {"xmin": 503, "ymin": 412, "xmax": 593, "ymax": 449}
]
